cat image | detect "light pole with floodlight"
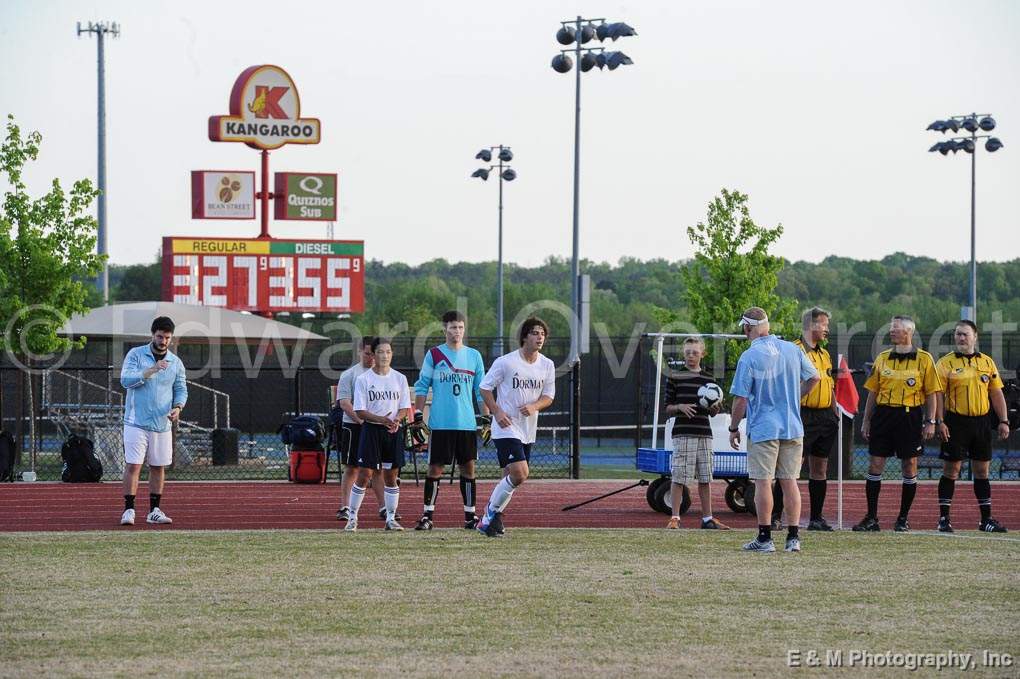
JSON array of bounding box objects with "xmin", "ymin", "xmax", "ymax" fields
[{"xmin": 471, "ymin": 146, "xmax": 516, "ymax": 355}]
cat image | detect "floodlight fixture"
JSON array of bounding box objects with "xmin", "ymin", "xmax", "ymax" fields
[
  {"xmin": 471, "ymin": 168, "xmax": 490, "ymax": 180},
  {"xmin": 962, "ymin": 116, "xmax": 979, "ymax": 133},
  {"xmin": 498, "ymin": 148, "xmax": 513, "ymax": 162},
  {"xmin": 552, "ymin": 54, "xmax": 573, "ymax": 73},
  {"xmin": 501, "ymin": 168, "xmax": 517, "ymax": 181},
  {"xmin": 475, "ymin": 149, "xmax": 492, "ymax": 162},
  {"xmin": 985, "ymin": 137, "xmax": 1003, "ymax": 152},
  {"xmin": 557, "ymin": 26, "xmax": 576, "ymax": 45},
  {"xmin": 979, "ymin": 116, "xmax": 996, "ymax": 132}
]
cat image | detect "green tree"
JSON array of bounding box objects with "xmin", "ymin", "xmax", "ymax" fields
[
  {"xmin": 655, "ymin": 189, "xmax": 798, "ymax": 382},
  {"xmin": 0, "ymin": 115, "xmax": 104, "ymax": 471}
]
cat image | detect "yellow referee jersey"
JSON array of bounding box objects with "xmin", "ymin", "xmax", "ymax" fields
[
  {"xmin": 863, "ymin": 349, "xmax": 942, "ymax": 408},
  {"xmin": 794, "ymin": 338, "xmax": 833, "ymax": 409},
  {"xmin": 936, "ymin": 351, "xmax": 1004, "ymax": 417}
]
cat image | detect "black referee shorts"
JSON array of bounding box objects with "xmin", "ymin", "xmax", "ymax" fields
[
  {"xmin": 869, "ymin": 405, "xmax": 924, "ymax": 459},
  {"xmin": 802, "ymin": 407, "xmax": 838, "ymax": 459},
  {"xmin": 940, "ymin": 411, "xmax": 993, "ymax": 462}
]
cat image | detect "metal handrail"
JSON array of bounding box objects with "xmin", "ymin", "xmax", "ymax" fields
[{"xmin": 185, "ymin": 380, "xmax": 231, "ymax": 430}]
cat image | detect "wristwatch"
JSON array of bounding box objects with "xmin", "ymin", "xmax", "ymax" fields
[
  {"xmin": 1001, "ymin": 420, "xmax": 1010, "ymax": 425},
  {"xmin": 728, "ymin": 426, "xmax": 739, "ymax": 433},
  {"xmin": 926, "ymin": 419, "xmax": 937, "ymax": 425}
]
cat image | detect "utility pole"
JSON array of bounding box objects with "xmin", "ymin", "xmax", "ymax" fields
[{"xmin": 77, "ymin": 20, "xmax": 120, "ymax": 304}]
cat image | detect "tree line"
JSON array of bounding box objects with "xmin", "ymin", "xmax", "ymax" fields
[{"xmin": 102, "ymin": 251, "xmax": 1020, "ymax": 337}]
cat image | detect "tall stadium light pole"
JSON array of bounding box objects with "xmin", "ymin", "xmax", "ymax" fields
[
  {"xmin": 472, "ymin": 147, "xmax": 517, "ymax": 356},
  {"xmin": 77, "ymin": 20, "xmax": 120, "ymax": 304},
  {"xmin": 927, "ymin": 113, "xmax": 1004, "ymax": 321},
  {"xmin": 551, "ymin": 17, "xmax": 636, "ymax": 478}
]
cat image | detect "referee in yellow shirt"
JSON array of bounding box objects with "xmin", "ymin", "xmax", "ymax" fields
[
  {"xmin": 935, "ymin": 320, "xmax": 1010, "ymax": 533},
  {"xmin": 854, "ymin": 315, "xmax": 942, "ymax": 532},
  {"xmin": 771, "ymin": 307, "xmax": 839, "ymax": 531}
]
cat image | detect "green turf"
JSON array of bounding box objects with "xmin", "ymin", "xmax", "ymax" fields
[{"xmin": 2, "ymin": 530, "xmax": 1018, "ymax": 677}]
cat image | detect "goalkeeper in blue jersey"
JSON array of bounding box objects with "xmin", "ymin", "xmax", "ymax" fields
[{"xmin": 412, "ymin": 311, "xmax": 488, "ymax": 530}]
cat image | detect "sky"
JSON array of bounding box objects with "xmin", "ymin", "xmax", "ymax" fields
[{"xmin": 2, "ymin": 0, "xmax": 1018, "ymax": 268}]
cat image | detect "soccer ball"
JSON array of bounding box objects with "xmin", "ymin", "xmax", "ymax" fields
[{"xmin": 697, "ymin": 383, "xmax": 723, "ymax": 409}]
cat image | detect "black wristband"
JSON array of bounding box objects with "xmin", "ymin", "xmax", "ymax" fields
[
  {"xmin": 1001, "ymin": 420, "xmax": 1010, "ymax": 425},
  {"xmin": 728, "ymin": 426, "xmax": 739, "ymax": 432}
]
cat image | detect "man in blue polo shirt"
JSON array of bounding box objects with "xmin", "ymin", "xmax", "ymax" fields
[
  {"xmin": 728, "ymin": 307, "xmax": 819, "ymax": 553},
  {"xmin": 118, "ymin": 316, "xmax": 188, "ymax": 526}
]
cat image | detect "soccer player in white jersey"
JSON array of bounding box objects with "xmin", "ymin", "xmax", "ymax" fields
[
  {"xmin": 346, "ymin": 337, "xmax": 411, "ymax": 532},
  {"xmin": 477, "ymin": 318, "xmax": 556, "ymax": 537}
]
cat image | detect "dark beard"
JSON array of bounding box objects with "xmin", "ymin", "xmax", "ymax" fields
[{"xmin": 151, "ymin": 342, "xmax": 168, "ymax": 360}]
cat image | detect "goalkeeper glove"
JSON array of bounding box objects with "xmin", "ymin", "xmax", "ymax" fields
[{"xmin": 477, "ymin": 414, "xmax": 492, "ymax": 447}]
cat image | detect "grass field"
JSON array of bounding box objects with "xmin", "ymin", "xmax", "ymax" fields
[{"xmin": 3, "ymin": 529, "xmax": 1019, "ymax": 678}]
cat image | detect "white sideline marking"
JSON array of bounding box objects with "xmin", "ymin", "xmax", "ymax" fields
[{"xmin": 907, "ymin": 530, "xmax": 1020, "ymax": 544}]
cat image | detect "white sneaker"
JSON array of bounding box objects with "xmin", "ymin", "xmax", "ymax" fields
[
  {"xmin": 742, "ymin": 538, "xmax": 776, "ymax": 553},
  {"xmin": 344, "ymin": 516, "xmax": 358, "ymax": 532},
  {"xmin": 385, "ymin": 519, "xmax": 404, "ymax": 531},
  {"xmin": 146, "ymin": 507, "xmax": 173, "ymax": 524},
  {"xmin": 120, "ymin": 508, "xmax": 135, "ymax": 526},
  {"xmin": 785, "ymin": 537, "xmax": 802, "ymax": 552}
]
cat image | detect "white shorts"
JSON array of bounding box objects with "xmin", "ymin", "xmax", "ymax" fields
[{"xmin": 123, "ymin": 425, "xmax": 173, "ymax": 466}]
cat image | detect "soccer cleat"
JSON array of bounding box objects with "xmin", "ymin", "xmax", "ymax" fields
[
  {"xmin": 742, "ymin": 538, "xmax": 776, "ymax": 553},
  {"xmin": 894, "ymin": 516, "xmax": 910, "ymax": 532},
  {"xmin": 344, "ymin": 516, "xmax": 358, "ymax": 532},
  {"xmin": 336, "ymin": 506, "xmax": 350, "ymax": 521},
  {"xmin": 378, "ymin": 508, "xmax": 401, "ymax": 521},
  {"xmin": 667, "ymin": 517, "xmax": 680, "ymax": 530},
  {"xmin": 490, "ymin": 512, "xmax": 505, "ymax": 536},
  {"xmin": 385, "ymin": 519, "xmax": 404, "ymax": 531},
  {"xmin": 146, "ymin": 508, "xmax": 172, "ymax": 524},
  {"xmin": 785, "ymin": 537, "xmax": 802, "ymax": 552},
  {"xmin": 937, "ymin": 516, "xmax": 954, "ymax": 533},
  {"xmin": 120, "ymin": 508, "xmax": 135, "ymax": 526},
  {"xmin": 464, "ymin": 515, "xmax": 479, "ymax": 530},
  {"xmin": 414, "ymin": 515, "xmax": 433, "ymax": 531},
  {"xmin": 807, "ymin": 518, "xmax": 833, "ymax": 531},
  {"xmin": 701, "ymin": 518, "xmax": 730, "ymax": 530},
  {"xmin": 852, "ymin": 516, "xmax": 880, "ymax": 532},
  {"xmin": 478, "ymin": 511, "xmax": 503, "ymax": 538},
  {"xmin": 979, "ymin": 518, "xmax": 1007, "ymax": 533}
]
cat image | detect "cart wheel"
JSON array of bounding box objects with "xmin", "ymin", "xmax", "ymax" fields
[
  {"xmin": 725, "ymin": 480, "xmax": 748, "ymax": 513},
  {"xmin": 662, "ymin": 483, "xmax": 691, "ymax": 515},
  {"xmin": 651, "ymin": 478, "xmax": 674, "ymax": 514},
  {"xmin": 646, "ymin": 476, "xmax": 670, "ymax": 512},
  {"xmin": 742, "ymin": 480, "xmax": 757, "ymax": 516}
]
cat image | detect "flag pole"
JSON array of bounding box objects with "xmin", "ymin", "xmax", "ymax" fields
[{"xmin": 836, "ymin": 353, "xmax": 844, "ymax": 530}]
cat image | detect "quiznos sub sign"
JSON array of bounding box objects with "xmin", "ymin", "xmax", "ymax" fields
[
  {"xmin": 275, "ymin": 173, "xmax": 337, "ymax": 221},
  {"xmin": 208, "ymin": 65, "xmax": 321, "ymax": 150}
]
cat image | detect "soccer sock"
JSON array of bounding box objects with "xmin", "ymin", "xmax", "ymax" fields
[
  {"xmin": 899, "ymin": 475, "xmax": 917, "ymax": 519},
  {"xmin": 460, "ymin": 476, "xmax": 476, "ymax": 519},
  {"xmin": 808, "ymin": 479, "xmax": 826, "ymax": 521},
  {"xmin": 974, "ymin": 478, "xmax": 992, "ymax": 522},
  {"xmin": 488, "ymin": 475, "xmax": 518, "ymax": 516},
  {"xmin": 757, "ymin": 525, "xmax": 771, "ymax": 543},
  {"xmin": 423, "ymin": 476, "xmax": 440, "ymax": 518},
  {"xmin": 349, "ymin": 484, "xmax": 366, "ymax": 518},
  {"xmin": 384, "ymin": 485, "xmax": 400, "ymax": 522},
  {"xmin": 865, "ymin": 474, "xmax": 882, "ymax": 518},
  {"xmin": 149, "ymin": 493, "xmax": 161, "ymax": 510},
  {"xmin": 124, "ymin": 495, "xmax": 135, "ymax": 511},
  {"xmin": 771, "ymin": 479, "xmax": 784, "ymax": 519},
  {"xmin": 787, "ymin": 525, "xmax": 799, "ymax": 540},
  {"xmin": 937, "ymin": 476, "xmax": 956, "ymax": 519}
]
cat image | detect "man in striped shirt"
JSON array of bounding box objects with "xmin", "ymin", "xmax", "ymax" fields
[
  {"xmin": 935, "ymin": 320, "xmax": 1010, "ymax": 533},
  {"xmin": 663, "ymin": 336, "xmax": 727, "ymax": 530}
]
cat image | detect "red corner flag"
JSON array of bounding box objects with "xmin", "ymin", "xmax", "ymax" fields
[{"xmin": 835, "ymin": 354, "xmax": 860, "ymax": 418}]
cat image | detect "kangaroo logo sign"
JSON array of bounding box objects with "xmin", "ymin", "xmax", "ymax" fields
[
  {"xmin": 275, "ymin": 172, "xmax": 337, "ymax": 221},
  {"xmin": 208, "ymin": 65, "xmax": 321, "ymax": 150}
]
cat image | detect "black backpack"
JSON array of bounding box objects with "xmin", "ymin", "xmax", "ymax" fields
[
  {"xmin": 278, "ymin": 415, "xmax": 325, "ymax": 450},
  {"xmin": 61, "ymin": 434, "xmax": 104, "ymax": 482},
  {"xmin": 0, "ymin": 430, "xmax": 15, "ymax": 482}
]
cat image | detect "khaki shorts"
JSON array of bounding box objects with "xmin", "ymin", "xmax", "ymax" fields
[
  {"xmin": 747, "ymin": 438, "xmax": 804, "ymax": 480},
  {"xmin": 671, "ymin": 436, "xmax": 713, "ymax": 485}
]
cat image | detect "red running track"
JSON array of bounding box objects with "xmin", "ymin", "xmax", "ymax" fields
[{"xmin": 1, "ymin": 480, "xmax": 1017, "ymax": 532}]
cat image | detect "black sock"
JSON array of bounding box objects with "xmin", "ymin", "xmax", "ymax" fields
[
  {"xmin": 899, "ymin": 476, "xmax": 917, "ymax": 519},
  {"xmin": 938, "ymin": 476, "xmax": 955, "ymax": 519},
  {"xmin": 787, "ymin": 525, "xmax": 799, "ymax": 540},
  {"xmin": 865, "ymin": 475, "xmax": 881, "ymax": 518},
  {"xmin": 771, "ymin": 480, "xmax": 784, "ymax": 520},
  {"xmin": 423, "ymin": 477, "xmax": 440, "ymax": 519},
  {"xmin": 149, "ymin": 493, "xmax": 161, "ymax": 510},
  {"xmin": 459, "ymin": 476, "xmax": 476, "ymax": 519},
  {"xmin": 974, "ymin": 478, "xmax": 992, "ymax": 522},
  {"xmin": 757, "ymin": 525, "xmax": 771, "ymax": 542},
  {"xmin": 124, "ymin": 495, "xmax": 135, "ymax": 511},
  {"xmin": 808, "ymin": 479, "xmax": 826, "ymax": 521}
]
